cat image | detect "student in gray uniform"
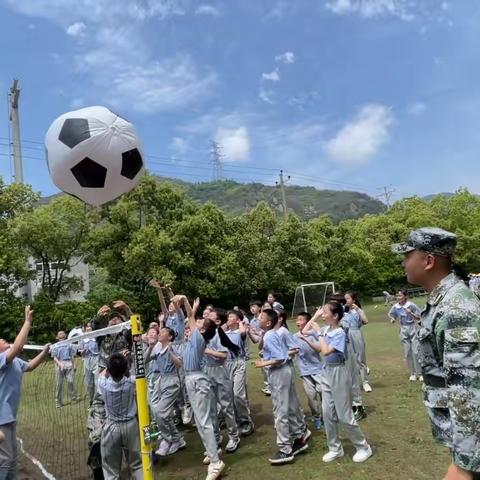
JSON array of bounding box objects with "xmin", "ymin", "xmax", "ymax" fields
[
  {"xmin": 344, "ymin": 292, "xmax": 372, "ymax": 393},
  {"xmin": 299, "ymin": 301, "xmax": 372, "ymax": 464},
  {"xmin": 51, "ymin": 330, "xmax": 78, "ymax": 408},
  {"xmin": 294, "ymin": 312, "xmax": 324, "ymax": 430},
  {"xmin": 388, "ymin": 290, "xmax": 423, "ymax": 381},
  {"xmin": 171, "ymin": 295, "xmax": 226, "ymax": 480},
  {"xmin": 97, "ymin": 353, "xmax": 142, "ymax": 480},
  {"xmin": 143, "ymin": 326, "xmax": 161, "ymax": 409},
  {"xmin": 224, "ymin": 311, "xmax": 254, "ymax": 436},
  {"xmin": 79, "ymin": 323, "xmax": 99, "ymax": 405},
  {"xmin": 203, "ymin": 309, "xmax": 241, "ymax": 454},
  {"xmin": 150, "ymin": 280, "xmax": 191, "ymax": 425},
  {"xmin": 145, "ymin": 326, "xmax": 186, "ymax": 457},
  {"xmin": 248, "ymin": 300, "xmax": 270, "ymax": 397},
  {"xmin": 0, "ymin": 306, "xmax": 50, "ymax": 480},
  {"xmin": 275, "ymin": 311, "xmax": 309, "ymax": 443},
  {"xmin": 255, "ymin": 309, "xmax": 310, "ymax": 465}
]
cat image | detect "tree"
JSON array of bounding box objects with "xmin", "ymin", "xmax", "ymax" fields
[
  {"xmin": 14, "ymin": 196, "xmax": 93, "ymax": 302},
  {"xmin": 0, "ymin": 179, "xmax": 39, "ymax": 290}
]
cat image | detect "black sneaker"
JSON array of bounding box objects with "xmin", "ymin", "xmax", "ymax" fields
[
  {"xmin": 353, "ymin": 406, "xmax": 367, "ymax": 422},
  {"xmin": 292, "ymin": 438, "xmax": 309, "ymax": 457},
  {"xmin": 268, "ymin": 450, "xmax": 294, "ymax": 465}
]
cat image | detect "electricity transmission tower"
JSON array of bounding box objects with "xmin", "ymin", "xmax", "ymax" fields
[
  {"xmin": 8, "ymin": 79, "xmax": 23, "ymax": 183},
  {"xmin": 210, "ymin": 141, "xmax": 223, "ymax": 181}
]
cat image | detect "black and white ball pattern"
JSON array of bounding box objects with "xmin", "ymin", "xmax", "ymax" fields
[{"xmin": 45, "ymin": 106, "xmax": 144, "ymax": 206}]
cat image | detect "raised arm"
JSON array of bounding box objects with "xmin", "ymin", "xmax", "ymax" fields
[
  {"xmin": 149, "ymin": 280, "xmax": 169, "ymax": 317},
  {"xmin": 26, "ymin": 344, "xmax": 51, "ymax": 372},
  {"xmin": 112, "ymin": 300, "xmax": 132, "ymax": 318},
  {"xmin": 172, "ymin": 295, "xmax": 195, "ymax": 331},
  {"xmin": 6, "ymin": 306, "xmax": 33, "ymax": 363}
]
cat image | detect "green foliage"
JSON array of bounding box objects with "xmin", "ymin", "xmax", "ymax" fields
[{"xmin": 13, "ymin": 196, "xmax": 94, "ymax": 302}]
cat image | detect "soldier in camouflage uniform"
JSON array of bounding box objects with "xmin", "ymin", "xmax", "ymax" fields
[{"xmin": 392, "ymin": 228, "xmax": 480, "ymax": 480}]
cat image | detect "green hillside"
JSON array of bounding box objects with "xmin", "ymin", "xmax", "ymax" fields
[
  {"xmin": 41, "ymin": 177, "xmax": 386, "ymax": 222},
  {"xmin": 181, "ymin": 179, "xmax": 386, "ymax": 221}
]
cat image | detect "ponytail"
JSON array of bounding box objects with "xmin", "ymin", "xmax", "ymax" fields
[{"xmin": 217, "ymin": 327, "xmax": 241, "ymax": 357}]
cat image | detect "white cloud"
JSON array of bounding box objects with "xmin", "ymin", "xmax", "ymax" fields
[
  {"xmin": 265, "ymin": 1, "xmax": 295, "ymax": 19},
  {"xmin": 407, "ymin": 101, "xmax": 426, "ymax": 116},
  {"xmin": 169, "ymin": 137, "xmax": 190, "ymax": 156},
  {"xmin": 258, "ymin": 89, "xmax": 275, "ymax": 104},
  {"xmin": 4, "ymin": 1, "xmax": 216, "ymax": 114},
  {"xmin": 324, "ymin": 104, "xmax": 394, "ymax": 165},
  {"xmin": 275, "ymin": 52, "xmax": 295, "ymax": 64},
  {"xmin": 66, "ymin": 21, "xmax": 86, "ymax": 37},
  {"xmin": 326, "ymin": 0, "xmax": 414, "ymax": 21},
  {"xmin": 195, "ymin": 4, "xmax": 220, "ymax": 16},
  {"xmin": 215, "ymin": 127, "xmax": 250, "ymax": 162},
  {"xmin": 262, "ymin": 69, "xmax": 280, "ymax": 82}
]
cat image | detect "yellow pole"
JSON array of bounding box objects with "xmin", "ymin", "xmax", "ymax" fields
[{"xmin": 131, "ymin": 314, "xmax": 154, "ymax": 480}]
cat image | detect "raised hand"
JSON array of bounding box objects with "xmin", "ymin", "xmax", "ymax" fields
[
  {"xmin": 25, "ymin": 305, "xmax": 33, "ymax": 323},
  {"xmin": 98, "ymin": 305, "xmax": 111, "ymax": 316},
  {"xmin": 149, "ymin": 279, "xmax": 161, "ymax": 289}
]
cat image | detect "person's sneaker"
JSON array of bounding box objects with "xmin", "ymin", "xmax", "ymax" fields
[
  {"xmin": 225, "ymin": 437, "xmax": 240, "ymax": 453},
  {"xmin": 322, "ymin": 449, "xmax": 344, "ymax": 463},
  {"xmin": 182, "ymin": 406, "xmax": 193, "ymax": 425},
  {"xmin": 314, "ymin": 418, "xmax": 323, "ymax": 430},
  {"xmin": 363, "ymin": 382, "xmax": 373, "ymax": 393},
  {"xmin": 206, "ymin": 460, "xmax": 225, "ymax": 480},
  {"xmin": 156, "ymin": 439, "xmax": 171, "ymax": 456},
  {"xmin": 240, "ymin": 422, "xmax": 255, "ymax": 437},
  {"xmin": 203, "ymin": 448, "xmax": 222, "ymax": 466},
  {"xmin": 352, "ymin": 445, "xmax": 373, "ymax": 463},
  {"xmin": 268, "ymin": 450, "xmax": 294, "ymax": 465},
  {"xmin": 292, "ymin": 438, "xmax": 309, "ymax": 456},
  {"xmin": 261, "ymin": 386, "xmax": 271, "ymax": 396},
  {"xmin": 302, "ymin": 428, "xmax": 312, "ymax": 443},
  {"xmin": 167, "ymin": 438, "xmax": 186, "ymax": 455},
  {"xmin": 353, "ymin": 406, "xmax": 367, "ymax": 422},
  {"xmin": 418, "ymin": 375, "xmax": 424, "ymax": 382},
  {"xmin": 409, "ymin": 374, "xmax": 417, "ymax": 382}
]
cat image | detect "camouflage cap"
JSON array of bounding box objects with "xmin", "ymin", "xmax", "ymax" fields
[{"xmin": 391, "ymin": 227, "xmax": 457, "ymax": 256}]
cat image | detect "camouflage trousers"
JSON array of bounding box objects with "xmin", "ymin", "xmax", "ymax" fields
[{"xmin": 424, "ymin": 385, "xmax": 480, "ymax": 472}]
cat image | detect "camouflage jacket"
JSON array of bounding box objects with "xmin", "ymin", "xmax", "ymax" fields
[
  {"xmin": 91, "ymin": 313, "xmax": 133, "ymax": 370},
  {"xmin": 417, "ymin": 273, "xmax": 480, "ymax": 472}
]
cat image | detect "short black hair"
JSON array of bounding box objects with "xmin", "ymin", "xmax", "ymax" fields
[
  {"xmin": 228, "ymin": 309, "xmax": 244, "ymax": 321},
  {"xmin": 297, "ymin": 311, "xmax": 312, "ymax": 321},
  {"xmin": 262, "ymin": 308, "xmax": 279, "ymax": 328},
  {"xmin": 249, "ymin": 299, "xmax": 262, "ymax": 308},
  {"xmin": 107, "ymin": 353, "xmax": 129, "ymax": 380},
  {"xmin": 213, "ymin": 308, "xmax": 228, "ymax": 325}
]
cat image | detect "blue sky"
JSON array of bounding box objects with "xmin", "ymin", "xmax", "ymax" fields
[{"xmin": 1, "ymin": 0, "xmax": 479, "ymax": 202}]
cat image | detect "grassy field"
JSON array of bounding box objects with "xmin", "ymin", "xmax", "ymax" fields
[{"xmin": 17, "ymin": 300, "xmax": 451, "ymax": 480}]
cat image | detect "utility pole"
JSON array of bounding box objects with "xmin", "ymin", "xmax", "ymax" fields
[
  {"xmin": 276, "ymin": 169, "xmax": 290, "ymax": 217},
  {"xmin": 378, "ymin": 185, "xmax": 395, "ymax": 209},
  {"xmin": 9, "ymin": 79, "xmax": 23, "ymax": 183},
  {"xmin": 210, "ymin": 141, "xmax": 223, "ymax": 181}
]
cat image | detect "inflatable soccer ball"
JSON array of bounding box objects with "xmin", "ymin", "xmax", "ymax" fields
[{"xmin": 45, "ymin": 106, "xmax": 144, "ymax": 206}]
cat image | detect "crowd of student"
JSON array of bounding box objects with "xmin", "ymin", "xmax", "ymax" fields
[{"xmin": 2, "ymin": 285, "xmax": 426, "ymax": 480}]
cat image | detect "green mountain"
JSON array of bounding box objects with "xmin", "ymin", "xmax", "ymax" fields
[
  {"xmin": 180, "ymin": 179, "xmax": 385, "ymax": 222},
  {"xmin": 41, "ymin": 177, "xmax": 386, "ymax": 222}
]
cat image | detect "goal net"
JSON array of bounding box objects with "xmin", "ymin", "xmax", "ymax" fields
[
  {"xmin": 291, "ymin": 282, "xmax": 336, "ymax": 317},
  {"xmin": 15, "ymin": 319, "xmax": 149, "ymax": 480}
]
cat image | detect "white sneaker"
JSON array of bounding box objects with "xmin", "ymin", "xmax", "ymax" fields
[
  {"xmin": 203, "ymin": 448, "xmax": 222, "ymax": 465},
  {"xmin": 409, "ymin": 374, "xmax": 416, "ymax": 382},
  {"xmin": 167, "ymin": 438, "xmax": 186, "ymax": 455},
  {"xmin": 363, "ymin": 382, "xmax": 373, "ymax": 393},
  {"xmin": 322, "ymin": 449, "xmax": 344, "ymax": 463},
  {"xmin": 418, "ymin": 375, "xmax": 424, "ymax": 382},
  {"xmin": 206, "ymin": 460, "xmax": 225, "ymax": 480},
  {"xmin": 156, "ymin": 439, "xmax": 170, "ymax": 456},
  {"xmin": 352, "ymin": 445, "xmax": 373, "ymax": 463},
  {"xmin": 182, "ymin": 406, "xmax": 192, "ymax": 425},
  {"xmin": 225, "ymin": 437, "xmax": 240, "ymax": 453}
]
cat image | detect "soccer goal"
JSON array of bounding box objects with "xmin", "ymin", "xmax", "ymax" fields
[{"xmin": 292, "ymin": 282, "xmax": 336, "ymax": 317}]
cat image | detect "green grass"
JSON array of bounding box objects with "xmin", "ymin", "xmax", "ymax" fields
[{"xmin": 17, "ymin": 300, "xmax": 451, "ymax": 480}]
